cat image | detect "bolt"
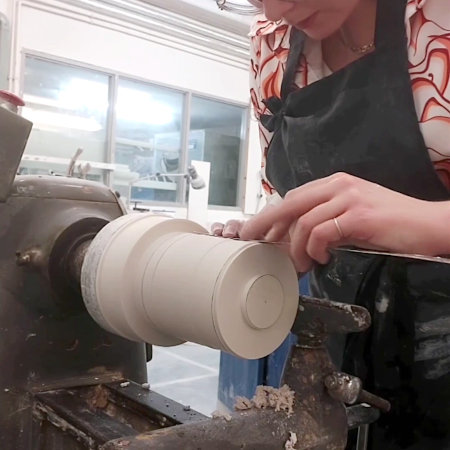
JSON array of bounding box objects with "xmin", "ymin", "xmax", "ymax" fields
[
  {"xmin": 16, "ymin": 252, "xmax": 31, "ymax": 266},
  {"xmin": 357, "ymin": 389, "xmax": 391, "ymax": 413},
  {"xmin": 325, "ymin": 372, "xmax": 390, "ymax": 413}
]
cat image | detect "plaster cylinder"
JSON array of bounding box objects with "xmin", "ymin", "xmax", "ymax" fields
[{"xmin": 81, "ymin": 213, "xmax": 299, "ymax": 359}]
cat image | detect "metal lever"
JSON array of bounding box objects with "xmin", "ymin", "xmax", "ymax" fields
[{"xmin": 324, "ymin": 372, "xmax": 391, "ymax": 413}]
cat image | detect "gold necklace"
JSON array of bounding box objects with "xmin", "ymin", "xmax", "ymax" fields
[{"xmin": 339, "ymin": 28, "xmax": 375, "ymax": 55}]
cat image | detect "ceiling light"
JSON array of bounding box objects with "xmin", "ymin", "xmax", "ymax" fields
[{"xmin": 22, "ymin": 107, "xmax": 103, "ymax": 132}]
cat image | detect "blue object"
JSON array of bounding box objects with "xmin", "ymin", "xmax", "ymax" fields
[
  {"xmin": 218, "ymin": 276, "xmax": 309, "ymax": 409},
  {"xmin": 217, "ymin": 355, "xmax": 264, "ymax": 409}
]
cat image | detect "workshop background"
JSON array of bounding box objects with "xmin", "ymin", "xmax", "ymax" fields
[{"xmin": 0, "ymin": 0, "xmax": 274, "ymax": 417}]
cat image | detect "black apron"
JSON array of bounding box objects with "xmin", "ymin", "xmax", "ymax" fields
[{"xmin": 260, "ymin": 0, "xmax": 450, "ymax": 448}]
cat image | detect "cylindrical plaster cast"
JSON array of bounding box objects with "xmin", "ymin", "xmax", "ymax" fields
[{"xmin": 81, "ymin": 213, "xmax": 299, "ymax": 359}]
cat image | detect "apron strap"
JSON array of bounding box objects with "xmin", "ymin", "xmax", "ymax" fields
[
  {"xmin": 280, "ymin": 28, "xmax": 306, "ymax": 101},
  {"xmin": 375, "ymin": 0, "xmax": 409, "ymax": 47}
]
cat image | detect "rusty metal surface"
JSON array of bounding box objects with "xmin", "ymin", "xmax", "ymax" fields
[
  {"xmin": 102, "ymin": 345, "xmax": 348, "ymax": 450},
  {"xmin": 0, "ymin": 176, "xmax": 147, "ymax": 449},
  {"xmin": 47, "ymin": 217, "xmax": 108, "ymax": 313},
  {"xmin": 34, "ymin": 389, "xmax": 137, "ymax": 445},
  {"xmin": 32, "ymin": 382, "xmax": 208, "ymax": 448},
  {"xmin": 346, "ymin": 405, "xmax": 380, "ymax": 430},
  {"xmin": 102, "ymin": 409, "xmax": 344, "ymax": 450},
  {"xmin": 32, "ymin": 345, "xmax": 382, "ymax": 450},
  {"xmin": 10, "ymin": 175, "xmax": 120, "ymax": 203},
  {"xmin": 66, "ymin": 239, "xmax": 92, "ymax": 288},
  {"xmin": 292, "ymin": 296, "xmax": 371, "ymax": 345},
  {"xmin": 282, "ymin": 345, "xmax": 348, "ymax": 450},
  {"xmin": 105, "ymin": 382, "xmax": 207, "ymax": 426},
  {"xmin": 98, "ymin": 295, "xmax": 380, "ymax": 450}
]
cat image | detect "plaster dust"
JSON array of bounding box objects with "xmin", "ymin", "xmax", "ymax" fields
[
  {"xmin": 87, "ymin": 385, "xmax": 109, "ymax": 410},
  {"xmin": 234, "ymin": 384, "xmax": 295, "ymax": 416},
  {"xmin": 285, "ymin": 431, "xmax": 298, "ymax": 450}
]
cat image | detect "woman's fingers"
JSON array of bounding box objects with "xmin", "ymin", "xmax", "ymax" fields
[
  {"xmin": 211, "ymin": 220, "xmax": 245, "ymax": 238},
  {"xmin": 211, "ymin": 222, "xmax": 225, "ymax": 236},
  {"xmin": 222, "ymin": 220, "xmax": 245, "ymax": 238},
  {"xmin": 291, "ymin": 210, "xmax": 366, "ymax": 271},
  {"xmin": 288, "ymin": 196, "xmax": 349, "ymax": 267},
  {"xmin": 240, "ymin": 173, "xmax": 355, "ymax": 241},
  {"xmin": 304, "ymin": 216, "xmax": 348, "ymax": 266}
]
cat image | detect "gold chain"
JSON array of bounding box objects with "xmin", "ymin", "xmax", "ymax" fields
[{"xmin": 339, "ymin": 28, "xmax": 375, "ymax": 55}]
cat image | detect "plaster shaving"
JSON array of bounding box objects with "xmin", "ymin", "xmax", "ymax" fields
[
  {"xmin": 285, "ymin": 432, "xmax": 298, "ymax": 450},
  {"xmin": 234, "ymin": 384, "xmax": 295, "ymax": 416},
  {"xmin": 375, "ymin": 295, "xmax": 389, "ymax": 314},
  {"xmin": 235, "ymin": 396, "xmax": 253, "ymax": 410},
  {"xmin": 211, "ymin": 410, "xmax": 232, "ymax": 422}
]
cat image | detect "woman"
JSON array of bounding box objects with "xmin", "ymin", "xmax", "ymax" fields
[{"xmin": 215, "ymin": 0, "xmax": 450, "ymax": 449}]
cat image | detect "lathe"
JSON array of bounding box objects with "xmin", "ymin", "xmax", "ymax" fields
[{"xmin": 0, "ymin": 106, "xmax": 386, "ymax": 449}]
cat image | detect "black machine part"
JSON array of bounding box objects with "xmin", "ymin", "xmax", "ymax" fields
[
  {"xmin": 0, "ymin": 175, "xmax": 147, "ymax": 449},
  {"xmin": 32, "ymin": 294, "xmax": 386, "ymax": 450},
  {"xmin": 0, "ymin": 107, "xmax": 32, "ymax": 201}
]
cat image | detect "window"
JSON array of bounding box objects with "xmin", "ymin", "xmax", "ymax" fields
[
  {"xmin": 112, "ymin": 79, "xmax": 185, "ymax": 204},
  {"xmin": 21, "ymin": 57, "xmax": 110, "ymax": 182},
  {"xmin": 20, "ymin": 55, "xmax": 248, "ymax": 208},
  {"xmin": 189, "ymin": 96, "xmax": 246, "ymax": 207}
]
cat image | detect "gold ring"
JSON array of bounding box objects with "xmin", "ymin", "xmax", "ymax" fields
[{"xmin": 333, "ymin": 217, "xmax": 344, "ymax": 239}]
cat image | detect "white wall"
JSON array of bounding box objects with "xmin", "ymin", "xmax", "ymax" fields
[
  {"xmin": 0, "ymin": 0, "xmax": 13, "ymax": 17},
  {"xmin": 4, "ymin": 0, "xmax": 264, "ymax": 224}
]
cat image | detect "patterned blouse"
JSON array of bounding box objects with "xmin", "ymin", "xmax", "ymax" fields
[{"xmin": 249, "ymin": 0, "xmax": 450, "ymax": 200}]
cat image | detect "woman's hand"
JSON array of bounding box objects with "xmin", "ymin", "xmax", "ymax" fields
[
  {"xmin": 211, "ymin": 220, "xmax": 245, "ymax": 238},
  {"xmin": 210, "ymin": 202, "xmax": 285, "ymax": 239},
  {"xmin": 240, "ymin": 172, "xmax": 450, "ymax": 272}
]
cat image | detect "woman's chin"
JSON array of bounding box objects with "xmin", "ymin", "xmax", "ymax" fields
[
  {"xmin": 294, "ymin": 16, "xmax": 342, "ymax": 42},
  {"xmin": 297, "ymin": 27, "xmax": 332, "ymax": 41}
]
